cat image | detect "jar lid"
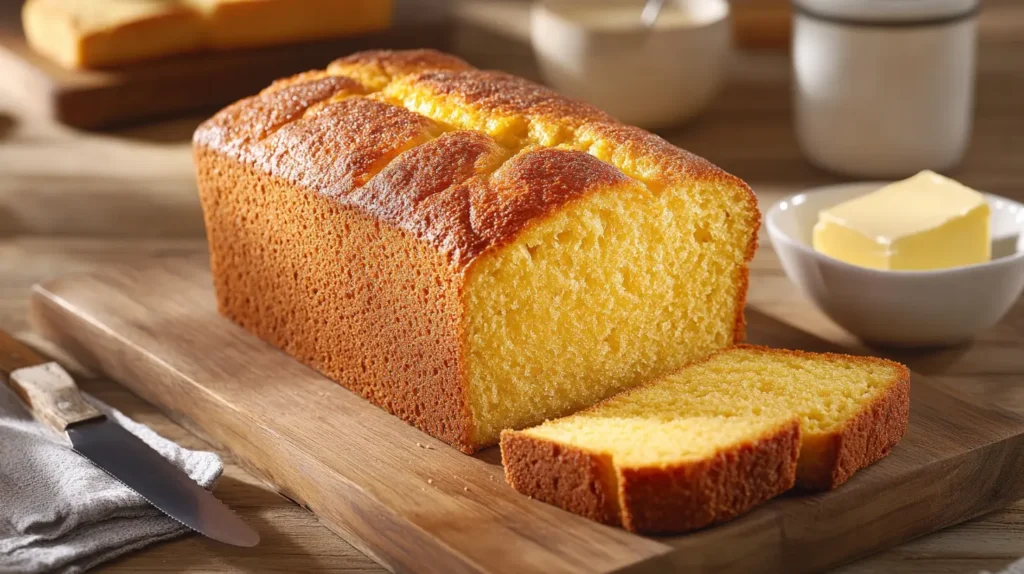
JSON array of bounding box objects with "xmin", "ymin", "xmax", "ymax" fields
[{"xmin": 794, "ymin": 0, "xmax": 980, "ymax": 25}]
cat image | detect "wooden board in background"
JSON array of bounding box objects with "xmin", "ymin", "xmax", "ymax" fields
[
  {"xmin": 27, "ymin": 256, "xmax": 1024, "ymax": 573},
  {"xmin": 0, "ymin": 2, "xmax": 451, "ymax": 129}
]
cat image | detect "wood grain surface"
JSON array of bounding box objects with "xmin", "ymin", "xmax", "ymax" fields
[
  {"xmin": 23, "ymin": 254, "xmax": 1024, "ymax": 574},
  {"xmin": 0, "ymin": 1, "xmax": 1022, "ymax": 572}
]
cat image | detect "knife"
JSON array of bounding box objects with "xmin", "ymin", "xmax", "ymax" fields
[{"xmin": 0, "ymin": 329, "xmax": 259, "ymax": 547}]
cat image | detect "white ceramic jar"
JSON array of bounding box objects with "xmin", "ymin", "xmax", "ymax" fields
[{"xmin": 792, "ymin": 0, "xmax": 980, "ymax": 178}]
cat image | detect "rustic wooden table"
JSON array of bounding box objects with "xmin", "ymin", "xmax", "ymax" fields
[{"xmin": 1, "ymin": 3, "xmax": 1022, "ymax": 573}]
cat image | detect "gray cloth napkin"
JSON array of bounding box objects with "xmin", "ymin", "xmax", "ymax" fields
[
  {"xmin": 0, "ymin": 383, "xmax": 222, "ymax": 574},
  {"xmin": 993, "ymin": 557, "xmax": 1024, "ymax": 574}
]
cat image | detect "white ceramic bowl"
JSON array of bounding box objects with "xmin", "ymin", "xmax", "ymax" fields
[
  {"xmin": 766, "ymin": 182, "xmax": 1024, "ymax": 347},
  {"xmin": 530, "ymin": 0, "xmax": 731, "ymax": 129}
]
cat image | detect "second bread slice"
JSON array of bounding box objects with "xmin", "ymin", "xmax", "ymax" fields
[{"xmin": 501, "ymin": 346, "xmax": 910, "ymax": 534}]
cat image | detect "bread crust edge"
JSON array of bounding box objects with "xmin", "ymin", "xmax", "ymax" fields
[
  {"xmin": 733, "ymin": 345, "xmax": 912, "ymax": 490},
  {"xmin": 500, "ymin": 419, "xmax": 800, "ymax": 534},
  {"xmin": 500, "ymin": 430, "xmax": 621, "ymax": 526}
]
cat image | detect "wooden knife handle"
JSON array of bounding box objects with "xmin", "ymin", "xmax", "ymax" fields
[
  {"xmin": 0, "ymin": 328, "xmax": 47, "ymax": 378},
  {"xmin": 0, "ymin": 330, "xmax": 102, "ymax": 433}
]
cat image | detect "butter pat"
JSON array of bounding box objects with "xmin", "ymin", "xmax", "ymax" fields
[{"xmin": 813, "ymin": 171, "xmax": 991, "ymax": 271}]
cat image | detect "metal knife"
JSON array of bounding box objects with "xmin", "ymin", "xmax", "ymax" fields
[{"xmin": 0, "ymin": 329, "xmax": 259, "ymax": 547}]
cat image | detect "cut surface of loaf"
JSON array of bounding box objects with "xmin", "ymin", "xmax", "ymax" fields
[
  {"xmin": 22, "ymin": 0, "xmax": 392, "ymax": 69},
  {"xmin": 501, "ymin": 346, "xmax": 910, "ymax": 533},
  {"xmin": 193, "ymin": 49, "xmax": 761, "ymax": 452},
  {"xmin": 503, "ymin": 415, "xmax": 800, "ymax": 534}
]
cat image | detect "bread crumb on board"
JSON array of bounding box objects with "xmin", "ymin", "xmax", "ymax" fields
[
  {"xmin": 427, "ymin": 478, "xmax": 434, "ymax": 484},
  {"xmin": 416, "ymin": 442, "xmax": 435, "ymax": 450}
]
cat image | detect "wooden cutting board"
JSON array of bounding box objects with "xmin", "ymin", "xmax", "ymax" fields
[
  {"xmin": 28, "ymin": 255, "xmax": 1024, "ymax": 573},
  {"xmin": 0, "ymin": 2, "xmax": 449, "ymax": 129}
]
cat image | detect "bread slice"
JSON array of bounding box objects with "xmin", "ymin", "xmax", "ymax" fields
[
  {"xmin": 194, "ymin": 50, "xmax": 761, "ymax": 452},
  {"xmin": 503, "ymin": 415, "xmax": 800, "ymax": 534},
  {"xmin": 501, "ymin": 346, "xmax": 910, "ymax": 533}
]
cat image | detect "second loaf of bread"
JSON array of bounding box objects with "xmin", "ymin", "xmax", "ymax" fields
[{"xmin": 193, "ymin": 50, "xmax": 761, "ymax": 453}]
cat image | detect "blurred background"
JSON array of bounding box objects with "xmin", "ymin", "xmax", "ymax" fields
[
  {"xmin": 1, "ymin": 1, "xmax": 1023, "ymax": 571},
  {"xmin": 1, "ymin": 0, "xmax": 1021, "ymax": 235},
  {"xmin": 0, "ymin": 0, "xmax": 1020, "ymax": 240}
]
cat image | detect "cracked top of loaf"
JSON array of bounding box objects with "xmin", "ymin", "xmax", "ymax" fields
[{"xmin": 194, "ymin": 49, "xmax": 752, "ymax": 267}]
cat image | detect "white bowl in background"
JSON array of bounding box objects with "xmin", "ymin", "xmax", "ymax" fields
[
  {"xmin": 766, "ymin": 182, "xmax": 1024, "ymax": 347},
  {"xmin": 530, "ymin": 0, "xmax": 731, "ymax": 129}
]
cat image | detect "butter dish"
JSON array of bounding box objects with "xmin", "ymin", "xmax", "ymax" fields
[{"xmin": 766, "ymin": 181, "xmax": 1024, "ymax": 347}]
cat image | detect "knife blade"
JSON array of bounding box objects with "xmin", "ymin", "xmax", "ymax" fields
[{"xmin": 0, "ymin": 329, "xmax": 259, "ymax": 547}]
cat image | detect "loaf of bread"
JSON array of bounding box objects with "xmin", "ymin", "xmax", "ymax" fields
[
  {"xmin": 22, "ymin": 0, "xmax": 392, "ymax": 69},
  {"xmin": 193, "ymin": 50, "xmax": 761, "ymax": 453},
  {"xmin": 501, "ymin": 346, "xmax": 910, "ymax": 533},
  {"xmin": 23, "ymin": 0, "xmax": 204, "ymax": 69},
  {"xmin": 195, "ymin": 0, "xmax": 393, "ymax": 50}
]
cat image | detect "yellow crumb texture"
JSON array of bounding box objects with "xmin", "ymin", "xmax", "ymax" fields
[
  {"xmin": 527, "ymin": 415, "xmax": 791, "ymax": 468},
  {"xmin": 526, "ymin": 345, "xmax": 904, "ymax": 462},
  {"xmin": 503, "ymin": 346, "xmax": 910, "ymax": 533},
  {"xmin": 194, "ymin": 50, "xmax": 760, "ymax": 453},
  {"xmin": 465, "ymin": 184, "xmax": 748, "ymax": 444},
  {"xmin": 372, "ymin": 64, "xmax": 754, "ymax": 445}
]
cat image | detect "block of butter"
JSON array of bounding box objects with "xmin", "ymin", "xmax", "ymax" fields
[
  {"xmin": 22, "ymin": 0, "xmax": 393, "ymax": 69},
  {"xmin": 813, "ymin": 171, "xmax": 991, "ymax": 271}
]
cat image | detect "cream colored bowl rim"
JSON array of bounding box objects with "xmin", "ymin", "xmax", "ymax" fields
[
  {"xmin": 765, "ymin": 181, "xmax": 1024, "ymax": 277},
  {"xmin": 532, "ymin": 0, "xmax": 730, "ymax": 31}
]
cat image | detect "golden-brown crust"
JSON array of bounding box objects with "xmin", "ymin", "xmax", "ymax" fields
[
  {"xmin": 349, "ymin": 130, "xmax": 504, "ymax": 264},
  {"xmin": 250, "ymin": 96, "xmax": 441, "ymax": 198},
  {"xmin": 195, "ymin": 148, "xmax": 477, "ymax": 451},
  {"xmin": 541, "ymin": 344, "xmax": 909, "ymax": 494},
  {"xmin": 499, "ymin": 344, "xmax": 907, "ymax": 532},
  {"xmin": 734, "ymin": 188, "xmax": 761, "ymax": 343},
  {"xmin": 795, "ymin": 361, "xmax": 911, "ymax": 490},
  {"xmin": 832, "ymin": 367, "xmax": 911, "ymax": 486},
  {"xmin": 193, "ymin": 49, "xmax": 762, "ymax": 452},
  {"xmin": 460, "ymin": 148, "xmax": 636, "ymax": 264},
  {"xmin": 193, "ymin": 74, "xmax": 366, "ymax": 158},
  {"xmin": 409, "ymin": 69, "xmax": 613, "ymax": 127},
  {"xmin": 577, "ymin": 121, "xmax": 743, "ymax": 187},
  {"xmin": 328, "ymin": 49, "xmax": 473, "ymax": 78},
  {"xmin": 194, "ymin": 50, "xmax": 758, "ymax": 273},
  {"xmin": 618, "ymin": 420, "xmax": 800, "ymax": 533},
  {"xmin": 500, "ymin": 421, "xmax": 800, "ymax": 535},
  {"xmin": 733, "ymin": 345, "xmax": 911, "ymax": 490},
  {"xmin": 731, "ymin": 264, "xmax": 752, "ymax": 344},
  {"xmin": 500, "ymin": 430, "xmax": 620, "ymax": 526},
  {"xmin": 350, "ymin": 136, "xmax": 636, "ymax": 267}
]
